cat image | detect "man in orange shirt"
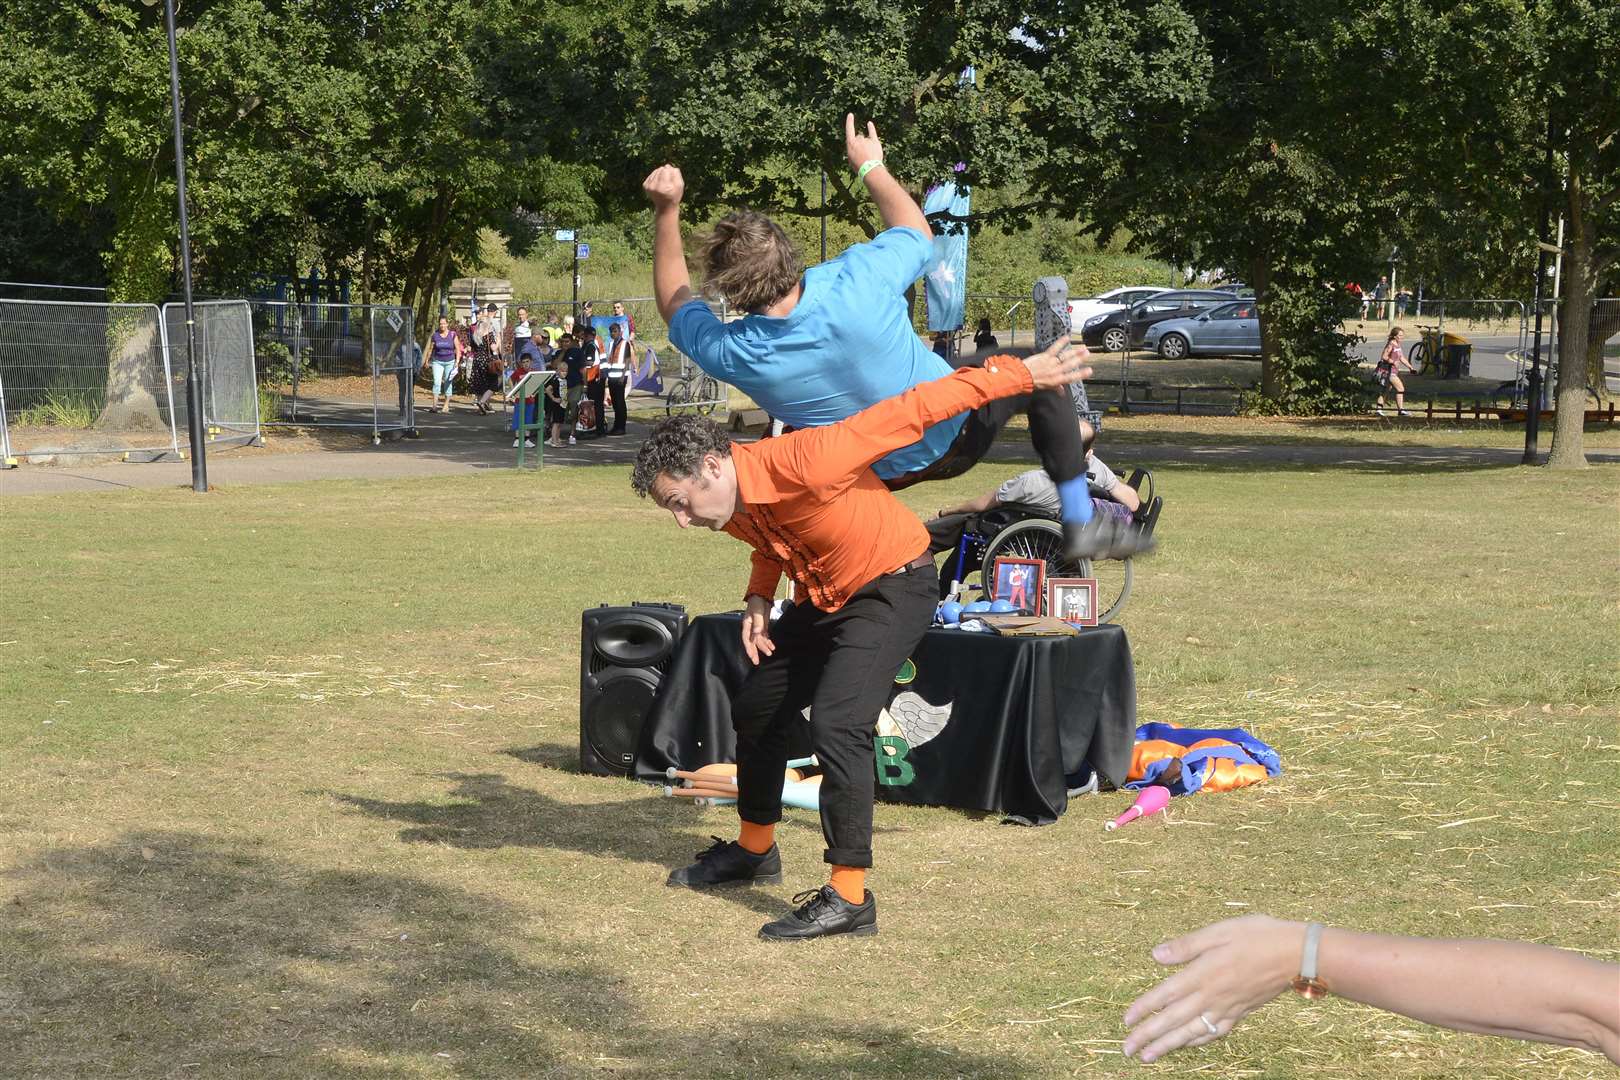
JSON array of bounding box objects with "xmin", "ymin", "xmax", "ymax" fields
[{"xmin": 632, "ymin": 337, "xmax": 1092, "ymax": 941}]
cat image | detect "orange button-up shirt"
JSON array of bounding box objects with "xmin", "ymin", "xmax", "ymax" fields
[{"xmin": 723, "ymin": 355, "xmax": 1035, "ymax": 612}]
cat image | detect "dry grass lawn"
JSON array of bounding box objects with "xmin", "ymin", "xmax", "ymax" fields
[{"xmin": 1, "ymin": 455, "xmax": 1616, "ymax": 1079}]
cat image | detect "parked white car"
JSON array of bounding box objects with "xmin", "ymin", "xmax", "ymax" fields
[{"xmin": 1067, "ymin": 286, "xmax": 1171, "ymax": 330}]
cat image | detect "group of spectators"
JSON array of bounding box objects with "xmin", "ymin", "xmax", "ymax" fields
[
  {"xmin": 423, "ymin": 300, "xmax": 637, "ymax": 448},
  {"xmin": 1346, "ymin": 276, "xmax": 1417, "ymax": 319}
]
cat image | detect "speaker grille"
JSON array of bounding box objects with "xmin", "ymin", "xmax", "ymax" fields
[
  {"xmin": 584, "ymin": 671, "xmax": 659, "ymax": 771},
  {"xmin": 579, "ymin": 604, "xmax": 686, "ymax": 776}
]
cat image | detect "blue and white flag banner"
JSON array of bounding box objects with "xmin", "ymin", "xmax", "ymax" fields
[{"xmin": 923, "ymin": 181, "xmax": 970, "ymax": 332}]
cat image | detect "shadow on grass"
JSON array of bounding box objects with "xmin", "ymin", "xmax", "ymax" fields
[
  {"xmin": 974, "ymin": 437, "xmax": 1618, "ymax": 476},
  {"xmin": 1, "ymin": 831, "xmax": 1026, "ymax": 1079},
  {"xmin": 324, "ymin": 770, "xmax": 823, "ymax": 918}
]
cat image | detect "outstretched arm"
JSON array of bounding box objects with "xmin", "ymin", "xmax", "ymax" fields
[
  {"xmin": 933, "ymin": 491, "xmax": 999, "ymax": 519},
  {"xmin": 762, "ymin": 338, "xmax": 1091, "ymax": 492},
  {"xmin": 644, "ymin": 165, "xmax": 695, "ymax": 323},
  {"xmin": 845, "ymin": 114, "xmax": 929, "ymax": 237},
  {"xmin": 1123, "ymin": 915, "xmax": 1620, "ymax": 1065}
]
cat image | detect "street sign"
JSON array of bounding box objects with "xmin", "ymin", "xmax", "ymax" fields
[
  {"xmin": 554, "ymin": 229, "xmax": 575, "ymax": 242},
  {"xmin": 576, "ymin": 243, "xmax": 591, "ymax": 260}
]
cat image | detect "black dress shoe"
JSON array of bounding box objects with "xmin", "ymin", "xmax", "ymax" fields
[
  {"xmin": 759, "ymin": 885, "xmax": 877, "ymax": 941},
  {"xmin": 666, "ymin": 836, "xmax": 783, "ymax": 888},
  {"xmin": 1063, "ymin": 516, "xmax": 1157, "ymax": 562}
]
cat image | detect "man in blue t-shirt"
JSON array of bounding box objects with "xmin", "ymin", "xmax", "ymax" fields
[{"xmin": 645, "ymin": 114, "xmax": 1151, "ymax": 560}]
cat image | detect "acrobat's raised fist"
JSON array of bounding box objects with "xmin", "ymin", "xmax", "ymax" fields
[{"xmin": 643, "ymin": 165, "xmax": 685, "ymax": 210}]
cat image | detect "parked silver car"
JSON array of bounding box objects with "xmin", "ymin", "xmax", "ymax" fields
[{"xmin": 1140, "ymin": 300, "xmax": 1261, "ymax": 359}]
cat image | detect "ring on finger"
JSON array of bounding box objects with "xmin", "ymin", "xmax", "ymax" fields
[{"xmin": 1198, "ymin": 1013, "xmax": 1219, "ymax": 1036}]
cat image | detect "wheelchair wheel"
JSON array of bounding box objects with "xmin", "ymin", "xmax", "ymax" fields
[
  {"xmin": 1077, "ymin": 554, "xmax": 1133, "ymax": 625},
  {"xmin": 978, "ymin": 518, "xmax": 1134, "ymax": 624}
]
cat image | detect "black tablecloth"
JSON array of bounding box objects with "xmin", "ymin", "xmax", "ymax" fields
[{"xmin": 634, "ymin": 613, "xmax": 1137, "ymax": 824}]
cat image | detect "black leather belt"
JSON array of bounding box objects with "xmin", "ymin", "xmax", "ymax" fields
[{"xmin": 889, "ymin": 554, "xmax": 934, "ymax": 576}]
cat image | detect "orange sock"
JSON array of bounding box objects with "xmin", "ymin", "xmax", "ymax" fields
[
  {"xmin": 829, "ymin": 865, "xmax": 866, "ymax": 905},
  {"xmin": 737, "ymin": 821, "xmax": 775, "ymax": 855}
]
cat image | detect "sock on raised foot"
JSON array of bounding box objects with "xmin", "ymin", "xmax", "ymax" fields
[
  {"xmin": 1055, "ymin": 476, "xmax": 1095, "ymax": 525},
  {"xmin": 737, "ymin": 821, "xmax": 775, "ymax": 855},
  {"xmin": 829, "ymin": 865, "xmax": 866, "ymax": 905}
]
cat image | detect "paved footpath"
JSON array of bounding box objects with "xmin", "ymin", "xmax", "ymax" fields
[{"xmin": 2, "ymin": 406, "xmax": 1614, "ymax": 497}]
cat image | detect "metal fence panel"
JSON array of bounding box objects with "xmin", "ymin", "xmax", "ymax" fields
[
  {"xmin": 162, "ymin": 300, "xmax": 261, "ymax": 445},
  {"xmin": 372, "ymin": 305, "xmax": 416, "ymax": 434},
  {"xmin": 0, "ymin": 299, "xmax": 180, "ymax": 461},
  {"xmin": 250, "ymin": 301, "xmax": 413, "ymax": 439},
  {"xmin": 0, "ymin": 366, "xmax": 12, "ymax": 465}
]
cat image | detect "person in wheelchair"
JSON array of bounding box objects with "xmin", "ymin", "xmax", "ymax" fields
[
  {"xmin": 923, "ymin": 418, "xmax": 1153, "ymax": 605},
  {"xmin": 928, "ymin": 419, "xmax": 1139, "ymax": 539}
]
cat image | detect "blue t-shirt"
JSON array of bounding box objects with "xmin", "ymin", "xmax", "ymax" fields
[{"xmin": 669, "ymin": 226, "xmax": 962, "ymax": 479}]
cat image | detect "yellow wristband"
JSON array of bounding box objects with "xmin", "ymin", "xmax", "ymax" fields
[{"xmin": 857, "ymin": 159, "xmax": 885, "ymax": 182}]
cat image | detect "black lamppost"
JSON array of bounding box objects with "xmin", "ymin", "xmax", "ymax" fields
[
  {"xmin": 1524, "ymin": 116, "xmax": 1556, "ymax": 465},
  {"xmin": 145, "ymin": 0, "xmax": 207, "ymax": 491},
  {"xmin": 820, "ymin": 169, "xmax": 828, "ymax": 263}
]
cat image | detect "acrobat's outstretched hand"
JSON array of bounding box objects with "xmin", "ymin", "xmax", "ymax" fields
[
  {"xmin": 844, "ymin": 113, "xmax": 884, "ymax": 172},
  {"xmin": 1021, "ymin": 336, "xmax": 1094, "ymax": 391},
  {"xmin": 643, "ymin": 165, "xmax": 685, "ymax": 211}
]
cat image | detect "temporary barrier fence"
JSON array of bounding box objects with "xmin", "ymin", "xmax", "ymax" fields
[
  {"xmin": 250, "ymin": 301, "xmax": 414, "ymax": 441},
  {"xmin": 0, "ymin": 297, "xmax": 269, "ymax": 465},
  {"xmin": 0, "ymin": 298, "xmax": 182, "ymax": 462},
  {"xmin": 162, "ymin": 300, "xmax": 262, "ymax": 447},
  {"xmin": 0, "ymin": 367, "xmax": 12, "ymax": 467}
]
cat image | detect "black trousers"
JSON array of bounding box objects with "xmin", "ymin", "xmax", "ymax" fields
[
  {"xmin": 883, "ymin": 355, "xmax": 1085, "ymax": 492},
  {"xmin": 731, "ymin": 563, "xmax": 938, "ymax": 868},
  {"xmin": 586, "ymin": 379, "xmax": 607, "ymax": 434},
  {"xmin": 606, "ymin": 378, "xmax": 627, "ymax": 432}
]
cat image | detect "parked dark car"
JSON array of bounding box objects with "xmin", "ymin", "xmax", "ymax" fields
[{"xmin": 1078, "ymin": 290, "xmax": 1236, "ymax": 352}]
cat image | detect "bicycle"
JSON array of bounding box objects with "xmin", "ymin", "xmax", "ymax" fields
[
  {"xmin": 1494, "ymin": 353, "xmax": 1601, "ymax": 410},
  {"xmin": 1406, "ymin": 324, "xmax": 1470, "ymax": 376},
  {"xmin": 664, "ymin": 356, "xmax": 723, "ymax": 417}
]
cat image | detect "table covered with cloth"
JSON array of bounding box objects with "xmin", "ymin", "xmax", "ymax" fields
[{"xmin": 633, "ymin": 612, "xmax": 1137, "ymax": 824}]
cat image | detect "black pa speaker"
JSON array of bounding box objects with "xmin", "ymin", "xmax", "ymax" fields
[{"xmin": 580, "ymin": 603, "xmax": 687, "ymax": 776}]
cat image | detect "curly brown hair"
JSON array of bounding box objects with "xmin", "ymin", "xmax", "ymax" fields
[
  {"xmin": 630, "ymin": 415, "xmax": 733, "ymax": 497},
  {"xmin": 698, "ymin": 210, "xmax": 803, "ymax": 312}
]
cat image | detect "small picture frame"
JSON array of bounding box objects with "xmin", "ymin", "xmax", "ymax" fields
[
  {"xmin": 1047, "ymin": 577, "xmax": 1099, "ymax": 627},
  {"xmin": 990, "ymin": 557, "xmax": 1045, "ymax": 616}
]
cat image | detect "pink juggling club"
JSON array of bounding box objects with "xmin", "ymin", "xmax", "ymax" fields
[{"xmin": 1105, "ymin": 786, "xmax": 1170, "ymax": 831}]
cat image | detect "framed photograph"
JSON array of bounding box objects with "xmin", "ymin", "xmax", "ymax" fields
[
  {"xmin": 1047, "ymin": 577, "xmax": 1099, "ymax": 627},
  {"xmin": 990, "ymin": 557, "xmax": 1045, "ymax": 616}
]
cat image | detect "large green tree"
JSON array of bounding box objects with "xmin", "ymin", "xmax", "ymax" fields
[
  {"xmin": 1360, "ymin": 0, "xmax": 1618, "ymax": 467},
  {"xmin": 602, "ymin": 0, "xmax": 1389, "ymax": 412},
  {"xmin": 1018, "ymin": 0, "xmax": 1386, "ymax": 410}
]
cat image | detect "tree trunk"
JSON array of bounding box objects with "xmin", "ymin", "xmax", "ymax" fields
[
  {"xmin": 1546, "ymin": 168, "xmax": 1592, "ymax": 469},
  {"xmin": 1252, "ymin": 257, "xmax": 1281, "ymax": 400},
  {"xmin": 99, "ymin": 178, "xmax": 173, "ymax": 432}
]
